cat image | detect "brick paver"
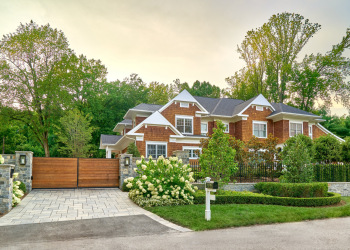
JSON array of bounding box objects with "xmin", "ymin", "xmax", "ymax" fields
[{"xmin": 0, "ymin": 189, "xmax": 190, "ymax": 232}]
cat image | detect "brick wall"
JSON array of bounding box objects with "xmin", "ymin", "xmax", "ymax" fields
[
  {"xmin": 135, "ymin": 116, "xmax": 147, "ymax": 126},
  {"xmin": 313, "ymin": 125, "xmax": 327, "ymax": 139},
  {"xmin": 241, "ymin": 106, "xmax": 273, "ymax": 142},
  {"xmin": 161, "ymin": 102, "xmax": 201, "ymax": 135}
]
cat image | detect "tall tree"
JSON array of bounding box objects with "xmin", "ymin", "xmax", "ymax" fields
[
  {"xmin": 170, "ymin": 79, "xmax": 222, "ymax": 98},
  {"xmin": 0, "ymin": 21, "xmax": 76, "ymax": 157},
  {"xmin": 228, "ymin": 12, "xmax": 321, "ymax": 102},
  {"xmin": 146, "ymin": 81, "xmax": 170, "ymax": 105}
]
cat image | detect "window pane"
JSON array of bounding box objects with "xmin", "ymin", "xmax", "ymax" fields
[
  {"xmin": 184, "ymin": 119, "xmax": 192, "ymax": 133},
  {"xmin": 176, "ymin": 119, "xmax": 184, "ymax": 133},
  {"xmin": 201, "ymin": 123, "xmax": 207, "ymax": 132},
  {"xmin": 147, "ymin": 144, "xmax": 157, "ymax": 158},
  {"xmin": 157, "ymin": 145, "xmax": 166, "ymax": 158}
]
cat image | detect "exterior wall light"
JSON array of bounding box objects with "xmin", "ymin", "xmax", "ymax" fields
[
  {"xmin": 20, "ymin": 155, "xmax": 26, "ymax": 165},
  {"xmin": 124, "ymin": 156, "xmax": 130, "ymax": 166}
]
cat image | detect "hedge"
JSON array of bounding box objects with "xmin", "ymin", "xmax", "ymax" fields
[
  {"xmin": 314, "ymin": 163, "xmax": 350, "ymax": 182},
  {"xmin": 254, "ymin": 182, "xmax": 328, "ymax": 198},
  {"xmin": 193, "ymin": 190, "xmax": 341, "ymax": 207}
]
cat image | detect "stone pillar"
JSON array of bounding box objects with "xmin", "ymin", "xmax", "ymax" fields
[
  {"xmin": 172, "ymin": 150, "xmax": 190, "ymax": 165},
  {"xmin": 15, "ymin": 151, "xmax": 33, "ymax": 192},
  {"xmin": 119, "ymin": 154, "xmax": 136, "ymax": 187},
  {"xmin": 0, "ymin": 164, "xmax": 14, "ymax": 214}
]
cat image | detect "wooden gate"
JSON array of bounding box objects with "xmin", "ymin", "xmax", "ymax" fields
[{"xmin": 32, "ymin": 157, "xmax": 119, "ymax": 188}]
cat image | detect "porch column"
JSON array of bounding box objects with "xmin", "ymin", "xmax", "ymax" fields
[{"xmin": 106, "ymin": 146, "xmax": 112, "ymax": 158}]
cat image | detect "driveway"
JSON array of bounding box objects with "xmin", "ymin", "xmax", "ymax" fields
[{"xmin": 0, "ymin": 188, "xmax": 189, "ymax": 232}]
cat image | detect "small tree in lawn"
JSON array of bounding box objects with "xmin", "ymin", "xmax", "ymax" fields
[
  {"xmin": 55, "ymin": 109, "xmax": 94, "ymax": 158},
  {"xmin": 281, "ymin": 135, "xmax": 314, "ymax": 183},
  {"xmin": 199, "ymin": 120, "xmax": 237, "ymax": 183}
]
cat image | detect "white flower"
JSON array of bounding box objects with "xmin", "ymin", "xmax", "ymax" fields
[
  {"xmin": 12, "ymin": 173, "xmax": 19, "ymax": 179},
  {"xmin": 134, "ymin": 168, "xmax": 138, "ymax": 172},
  {"xmin": 136, "ymin": 160, "xmax": 141, "ymax": 165},
  {"xmin": 142, "ymin": 175, "xmax": 147, "ymax": 180},
  {"xmin": 179, "ymin": 159, "xmax": 182, "ymax": 164},
  {"xmin": 141, "ymin": 155, "xmax": 145, "ymax": 159},
  {"xmin": 180, "ymin": 177, "xmax": 185, "ymax": 182},
  {"xmin": 194, "ymin": 186, "xmax": 198, "ymax": 190},
  {"xmin": 149, "ymin": 155, "xmax": 153, "ymax": 159},
  {"xmin": 126, "ymin": 183, "xmax": 133, "ymax": 188},
  {"xmin": 142, "ymin": 164, "xmax": 147, "ymax": 170},
  {"xmin": 0, "ymin": 155, "xmax": 4, "ymax": 164}
]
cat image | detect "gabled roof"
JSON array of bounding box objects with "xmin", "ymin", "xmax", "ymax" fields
[
  {"xmin": 132, "ymin": 103, "xmax": 163, "ymax": 112},
  {"xmin": 100, "ymin": 134, "xmax": 122, "ymax": 145},
  {"xmin": 118, "ymin": 119, "xmax": 132, "ymax": 125},
  {"xmin": 269, "ymin": 103, "xmax": 320, "ymax": 117},
  {"xmin": 127, "ymin": 111, "xmax": 182, "ymax": 136}
]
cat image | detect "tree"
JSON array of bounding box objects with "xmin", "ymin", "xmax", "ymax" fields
[
  {"xmin": 280, "ymin": 135, "xmax": 314, "ymax": 183},
  {"xmin": 341, "ymin": 137, "xmax": 350, "ymax": 162},
  {"xmin": 0, "ymin": 21, "xmax": 76, "ymax": 157},
  {"xmin": 55, "ymin": 109, "xmax": 94, "ymax": 158},
  {"xmin": 127, "ymin": 142, "xmax": 141, "ymax": 157},
  {"xmin": 146, "ymin": 82, "xmax": 170, "ymax": 105},
  {"xmin": 170, "ymin": 79, "xmax": 222, "ymax": 98},
  {"xmin": 199, "ymin": 120, "xmax": 237, "ymax": 183},
  {"xmin": 313, "ymin": 135, "xmax": 342, "ymax": 163},
  {"xmin": 230, "ymin": 12, "xmax": 321, "ymax": 103},
  {"xmin": 280, "ymin": 134, "xmax": 314, "ymax": 161}
]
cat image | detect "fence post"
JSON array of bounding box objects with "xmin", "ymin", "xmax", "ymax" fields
[
  {"xmin": 0, "ymin": 164, "xmax": 14, "ymax": 214},
  {"xmin": 119, "ymin": 154, "xmax": 134, "ymax": 188},
  {"xmin": 15, "ymin": 151, "xmax": 33, "ymax": 192}
]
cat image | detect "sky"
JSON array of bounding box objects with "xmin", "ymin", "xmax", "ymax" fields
[{"xmin": 0, "ymin": 0, "xmax": 349, "ymax": 115}]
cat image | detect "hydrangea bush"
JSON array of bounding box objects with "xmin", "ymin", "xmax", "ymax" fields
[
  {"xmin": 12, "ymin": 173, "xmax": 24, "ymax": 207},
  {"xmin": 125, "ymin": 155, "xmax": 198, "ymax": 207}
]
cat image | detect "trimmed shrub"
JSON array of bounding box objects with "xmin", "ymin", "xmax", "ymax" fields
[
  {"xmin": 254, "ymin": 182, "xmax": 328, "ymax": 198},
  {"xmin": 193, "ymin": 190, "xmax": 341, "ymax": 207}
]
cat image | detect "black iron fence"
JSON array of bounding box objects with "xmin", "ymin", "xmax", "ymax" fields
[
  {"xmin": 190, "ymin": 160, "xmax": 350, "ymax": 183},
  {"xmin": 190, "ymin": 160, "xmax": 283, "ymax": 183}
]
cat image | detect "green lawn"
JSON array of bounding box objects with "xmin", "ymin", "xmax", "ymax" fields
[{"xmin": 147, "ymin": 197, "xmax": 350, "ymax": 231}]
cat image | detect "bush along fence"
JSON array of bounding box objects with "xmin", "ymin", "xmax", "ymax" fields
[
  {"xmin": 190, "ymin": 160, "xmax": 283, "ymax": 183},
  {"xmin": 313, "ymin": 163, "xmax": 350, "ymax": 182}
]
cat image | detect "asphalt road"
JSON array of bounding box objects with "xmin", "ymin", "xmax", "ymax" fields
[{"xmin": 1, "ymin": 215, "xmax": 350, "ymax": 250}]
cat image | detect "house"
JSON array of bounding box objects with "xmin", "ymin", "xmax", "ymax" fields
[{"xmin": 100, "ymin": 90, "xmax": 344, "ymax": 158}]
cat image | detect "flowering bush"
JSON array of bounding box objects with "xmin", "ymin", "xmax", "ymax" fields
[
  {"xmin": 125, "ymin": 155, "xmax": 198, "ymax": 207},
  {"xmin": 12, "ymin": 173, "xmax": 24, "ymax": 207},
  {"xmin": 0, "ymin": 154, "xmax": 4, "ymax": 164}
]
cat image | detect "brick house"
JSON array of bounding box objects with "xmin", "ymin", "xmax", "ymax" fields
[{"xmin": 100, "ymin": 90, "xmax": 344, "ymax": 158}]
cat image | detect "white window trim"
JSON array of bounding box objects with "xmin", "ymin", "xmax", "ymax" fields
[
  {"xmin": 175, "ymin": 115, "xmax": 194, "ymax": 135},
  {"xmin": 223, "ymin": 122, "xmax": 229, "ymax": 133},
  {"xmin": 256, "ymin": 106, "xmax": 264, "ymax": 111},
  {"xmin": 289, "ymin": 121, "xmax": 303, "ymax": 137},
  {"xmin": 183, "ymin": 146, "xmax": 202, "ymax": 159},
  {"xmin": 146, "ymin": 141, "xmax": 167, "ymax": 158},
  {"xmin": 252, "ymin": 121, "xmax": 268, "ymax": 138},
  {"xmin": 180, "ymin": 102, "xmax": 189, "ymax": 108},
  {"xmin": 309, "ymin": 125, "xmax": 313, "ymax": 138},
  {"xmin": 201, "ymin": 122, "xmax": 208, "ymax": 135}
]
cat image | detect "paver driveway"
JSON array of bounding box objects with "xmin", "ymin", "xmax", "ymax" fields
[{"xmin": 0, "ymin": 188, "xmax": 189, "ymax": 232}]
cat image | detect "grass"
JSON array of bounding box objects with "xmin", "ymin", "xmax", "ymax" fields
[{"xmin": 146, "ymin": 197, "xmax": 350, "ymax": 231}]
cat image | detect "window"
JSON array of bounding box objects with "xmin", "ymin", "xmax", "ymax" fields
[
  {"xmin": 256, "ymin": 106, "xmax": 264, "ymax": 111},
  {"xmin": 201, "ymin": 123, "xmax": 208, "ymax": 136},
  {"xmin": 183, "ymin": 147, "xmax": 201, "ymax": 159},
  {"xmin": 146, "ymin": 142, "xmax": 167, "ymax": 158},
  {"xmin": 309, "ymin": 125, "xmax": 313, "ymax": 138},
  {"xmin": 176, "ymin": 116, "xmax": 193, "ymax": 134},
  {"xmin": 253, "ymin": 121, "xmax": 267, "ymax": 138},
  {"xmin": 180, "ymin": 102, "xmax": 189, "ymax": 108},
  {"xmin": 224, "ymin": 123, "xmax": 229, "ymax": 133},
  {"xmin": 290, "ymin": 122, "xmax": 303, "ymax": 137}
]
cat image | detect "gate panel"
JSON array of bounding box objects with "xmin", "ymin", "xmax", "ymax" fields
[
  {"xmin": 78, "ymin": 158, "xmax": 119, "ymax": 188},
  {"xmin": 32, "ymin": 157, "xmax": 78, "ymax": 188}
]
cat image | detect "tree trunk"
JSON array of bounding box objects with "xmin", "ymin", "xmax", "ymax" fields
[{"xmin": 43, "ymin": 133, "xmax": 50, "ymax": 157}]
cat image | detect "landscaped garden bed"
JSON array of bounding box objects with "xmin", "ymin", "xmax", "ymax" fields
[{"xmin": 146, "ymin": 196, "xmax": 350, "ymax": 231}]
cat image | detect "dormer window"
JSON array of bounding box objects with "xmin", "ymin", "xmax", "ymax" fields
[
  {"xmin": 180, "ymin": 102, "xmax": 189, "ymax": 108},
  {"xmin": 176, "ymin": 115, "xmax": 193, "ymax": 134}
]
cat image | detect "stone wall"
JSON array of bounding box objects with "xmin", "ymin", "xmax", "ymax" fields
[
  {"xmin": 192, "ymin": 183, "xmax": 256, "ymax": 192},
  {"xmin": 2, "ymin": 154, "xmax": 15, "ymax": 165},
  {"xmin": 0, "ymin": 164, "xmax": 14, "ymax": 214},
  {"xmin": 15, "ymin": 151, "xmax": 33, "ymax": 192},
  {"xmin": 119, "ymin": 154, "xmax": 136, "ymax": 188},
  {"xmin": 328, "ymin": 182, "xmax": 350, "ymax": 196}
]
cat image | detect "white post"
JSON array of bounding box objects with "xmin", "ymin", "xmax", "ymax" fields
[
  {"xmin": 205, "ymin": 187, "xmax": 211, "ymax": 221},
  {"xmin": 106, "ymin": 146, "xmax": 112, "ymax": 158}
]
